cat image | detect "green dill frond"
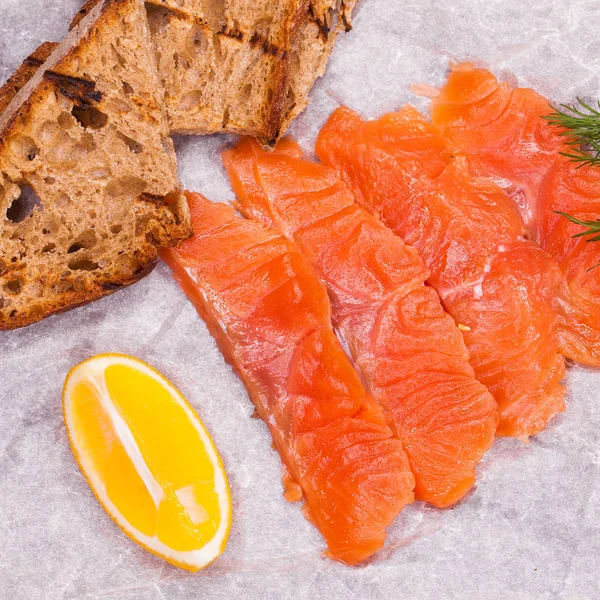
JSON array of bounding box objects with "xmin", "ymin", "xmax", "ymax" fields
[
  {"xmin": 543, "ymin": 100, "xmax": 600, "ymax": 268},
  {"xmin": 543, "ymin": 99, "xmax": 600, "ymax": 167},
  {"xmin": 555, "ymin": 212, "xmax": 600, "ymax": 270}
]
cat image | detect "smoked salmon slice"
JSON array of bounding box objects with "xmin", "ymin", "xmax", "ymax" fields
[
  {"xmin": 161, "ymin": 193, "xmax": 414, "ymax": 565},
  {"xmin": 316, "ymin": 106, "xmax": 566, "ymax": 440},
  {"xmin": 223, "ymin": 137, "xmax": 498, "ymax": 507},
  {"xmin": 430, "ymin": 62, "xmax": 563, "ymax": 227},
  {"xmin": 431, "ymin": 63, "xmax": 600, "ymax": 367}
]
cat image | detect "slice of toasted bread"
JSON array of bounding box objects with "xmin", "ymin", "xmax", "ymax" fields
[
  {"xmin": 146, "ymin": 1, "xmax": 306, "ymax": 144},
  {"xmin": 0, "ymin": 0, "xmax": 191, "ymax": 330}
]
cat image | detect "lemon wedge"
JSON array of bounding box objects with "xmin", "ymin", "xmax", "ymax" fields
[{"xmin": 62, "ymin": 353, "xmax": 231, "ymax": 572}]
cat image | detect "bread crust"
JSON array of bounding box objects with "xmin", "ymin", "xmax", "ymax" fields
[
  {"xmin": 0, "ymin": 257, "xmax": 157, "ymax": 330},
  {"xmin": 0, "ymin": 43, "xmax": 59, "ymax": 115},
  {"xmin": 277, "ymin": 0, "xmax": 359, "ymax": 138},
  {"xmin": 69, "ymin": 0, "xmax": 102, "ymax": 30}
]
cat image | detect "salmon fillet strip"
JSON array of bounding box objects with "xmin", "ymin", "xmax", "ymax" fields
[
  {"xmin": 316, "ymin": 106, "xmax": 566, "ymax": 440},
  {"xmin": 161, "ymin": 193, "xmax": 414, "ymax": 565},
  {"xmin": 223, "ymin": 137, "xmax": 498, "ymax": 507}
]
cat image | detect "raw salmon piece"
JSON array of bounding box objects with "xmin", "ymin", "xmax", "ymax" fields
[
  {"xmin": 538, "ymin": 160, "xmax": 600, "ymax": 366},
  {"xmin": 431, "ymin": 63, "xmax": 600, "ymax": 367},
  {"xmin": 223, "ymin": 137, "xmax": 498, "ymax": 507},
  {"xmin": 161, "ymin": 193, "xmax": 414, "ymax": 565},
  {"xmin": 317, "ymin": 106, "xmax": 566, "ymax": 440},
  {"xmin": 430, "ymin": 62, "xmax": 564, "ymax": 227}
]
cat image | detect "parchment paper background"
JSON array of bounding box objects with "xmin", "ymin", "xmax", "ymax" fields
[{"xmin": 1, "ymin": 1, "xmax": 600, "ymax": 598}]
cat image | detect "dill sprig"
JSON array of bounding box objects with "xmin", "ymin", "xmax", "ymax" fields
[
  {"xmin": 542, "ymin": 99, "xmax": 600, "ymax": 168},
  {"xmin": 554, "ymin": 212, "xmax": 600, "ymax": 270},
  {"xmin": 543, "ymin": 100, "xmax": 600, "ymax": 269}
]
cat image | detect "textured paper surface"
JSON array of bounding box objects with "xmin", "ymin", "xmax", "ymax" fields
[{"xmin": 1, "ymin": 1, "xmax": 600, "ymax": 598}]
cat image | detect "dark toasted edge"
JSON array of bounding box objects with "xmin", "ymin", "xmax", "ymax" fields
[
  {"xmin": 259, "ymin": 3, "xmax": 307, "ymax": 145},
  {"xmin": 339, "ymin": 0, "xmax": 357, "ymax": 32},
  {"xmin": 0, "ymin": 259, "xmax": 158, "ymax": 330},
  {"xmin": 0, "ymin": 42, "xmax": 59, "ymax": 114},
  {"xmin": 234, "ymin": 0, "xmax": 309, "ymax": 145},
  {"xmin": 274, "ymin": 0, "xmax": 360, "ymax": 143},
  {"xmin": 69, "ymin": 0, "xmax": 102, "ymax": 30},
  {"xmin": 249, "ymin": 0, "xmax": 310, "ymax": 144}
]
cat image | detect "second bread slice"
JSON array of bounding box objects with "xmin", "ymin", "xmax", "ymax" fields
[{"xmin": 146, "ymin": 0, "xmax": 305, "ymax": 145}]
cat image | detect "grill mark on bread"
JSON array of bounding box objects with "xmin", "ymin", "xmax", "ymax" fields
[
  {"xmin": 137, "ymin": 192, "xmax": 167, "ymax": 204},
  {"xmin": 219, "ymin": 25, "xmax": 244, "ymax": 41},
  {"xmin": 24, "ymin": 56, "xmax": 46, "ymax": 69},
  {"xmin": 212, "ymin": 23, "xmax": 288, "ymax": 59},
  {"xmin": 148, "ymin": 2, "xmax": 287, "ymax": 58},
  {"xmin": 43, "ymin": 71, "xmax": 102, "ymax": 105},
  {"xmin": 248, "ymin": 32, "xmax": 287, "ymax": 59},
  {"xmin": 307, "ymin": 4, "xmax": 331, "ymax": 39},
  {"xmin": 340, "ymin": 1, "xmax": 353, "ymax": 31}
]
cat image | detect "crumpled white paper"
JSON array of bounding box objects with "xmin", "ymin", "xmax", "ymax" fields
[{"xmin": 1, "ymin": 0, "xmax": 600, "ymax": 598}]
